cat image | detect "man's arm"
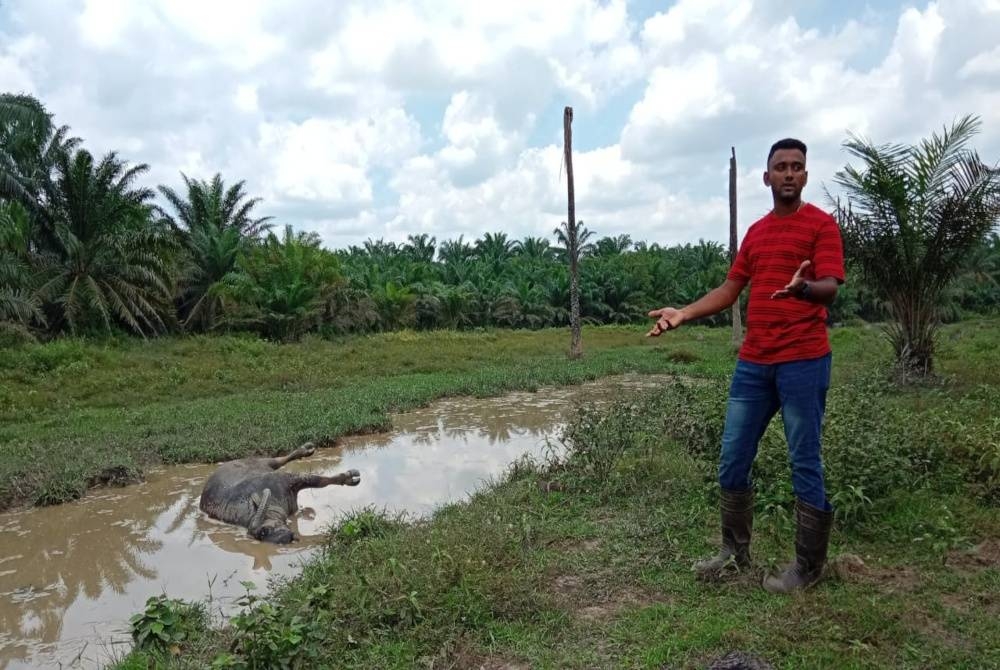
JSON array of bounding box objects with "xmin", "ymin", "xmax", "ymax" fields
[
  {"xmin": 798, "ymin": 277, "xmax": 839, "ymax": 305},
  {"xmin": 647, "ymin": 279, "xmax": 745, "ymax": 336},
  {"xmin": 770, "ymin": 260, "xmax": 840, "ymax": 305}
]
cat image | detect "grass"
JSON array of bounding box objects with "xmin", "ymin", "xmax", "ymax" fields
[
  {"xmin": 7, "ymin": 319, "xmax": 1000, "ymax": 668},
  {"xmin": 1, "ymin": 325, "xmax": 746, "ymax": 510},
  {"xmin": 117, "ymin": 419, "xmax": 1000, "ymax": 669}
]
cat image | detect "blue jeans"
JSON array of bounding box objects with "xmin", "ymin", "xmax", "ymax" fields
[{"xmin": 718, "ymin": 353, "xmax": 832, "ymax": 511}]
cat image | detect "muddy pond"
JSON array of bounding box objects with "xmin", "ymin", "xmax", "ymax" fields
[{"xmin": 0, "ymin": 374, "xmax": 666, "ymax": 669}]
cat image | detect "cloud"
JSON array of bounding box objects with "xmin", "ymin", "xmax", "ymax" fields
[{"xmin": 1, "ymin": 0, "xmax": 998, "ymax": 251}]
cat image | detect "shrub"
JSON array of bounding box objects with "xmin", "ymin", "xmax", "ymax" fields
[
  {"xmin": 129, "ymin": 595, "xmax": 206, "ymax": 654},
  {"xmin": 559, "ymin": 373, "xmax": 977, "ymax": 528}
]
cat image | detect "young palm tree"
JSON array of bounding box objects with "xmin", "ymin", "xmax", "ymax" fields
[
  {"xmin": 552, "ymin": 221, "xmax": 595, "ymax": 261},
  {"xmin": 224, "ymin": 226, "xmax": 343, "ymax": 341},
  {"xmin": 514, "ymin": 236, "xmax": 555, "ymax": 261},
  {"xmin": 593, "ymin": 233, "xmax": 632, "ymax": 256},
  {"xmin": 34, "ymin": 149, "xmax": 175, "ymax": 335},
  {"xmin": 404, "ymin": 233, "xmax": 436, "ymax": 264},
  {"xmin": 475, "ymin": 232, "xmax": 515, "ymax": 264},
  {"xmin": 438, "ymin": 235, "xmax": 475, "ymax": 265},
  {"xmin": 157, "ymin": 173, "xmax": 272, "ymax": 331},
  {"xmin": 832, "ymin": 115, "xmax": 1000, "ymax": 376}
]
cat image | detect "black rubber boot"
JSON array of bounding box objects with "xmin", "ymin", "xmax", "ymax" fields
[
  {"xmin": 694, "ymin": 488, "xmax": 754, "ymax": 580},
  {"xmin": 763, "ymin": 498, "xmax": 833, "ymax": 593}
]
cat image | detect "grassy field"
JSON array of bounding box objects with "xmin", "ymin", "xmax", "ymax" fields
[
  {"xmin": 0, "ymin": 325, "xmax": 746, "ymax": 510},
  {"xmin": 5, "ymin": 321, "xmax": 1000, "ymax": 668}
]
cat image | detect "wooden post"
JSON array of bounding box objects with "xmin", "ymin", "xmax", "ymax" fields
[
  {"xmin": 729, "ymin": 146, "xmax": 743, "ymax": 347},
  {"xmin": 565, "ymin": 106, "xmax": 582, "ymax": 359}
]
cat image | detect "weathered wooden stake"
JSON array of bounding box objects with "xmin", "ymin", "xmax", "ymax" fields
[
  {"xmin": 729, "ymin": 146, "xmax": 743, "ymax": 347},
  {"xmin": 565, "ymin": 106, "xmax": 582, "ymax": 359}
]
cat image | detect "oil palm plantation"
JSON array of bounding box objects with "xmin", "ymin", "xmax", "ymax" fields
[
  {"xmin": 34, "ymin": 149, "xmax": 175, "ymax": 335},
  {"xmin": 157, "ymin": 173, "xmax": 272, "ymax": 331},
  {"xmin": 832, "ymin": 115, "xmax": 1000, "ymax": 376}
]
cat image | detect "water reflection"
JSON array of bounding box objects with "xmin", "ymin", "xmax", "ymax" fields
[{"xmin": 0, "ymin": 374, "xmax": 666, "ymax": 669}]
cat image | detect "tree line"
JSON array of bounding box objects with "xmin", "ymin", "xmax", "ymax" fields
[{"xmin": 3, "ymin": 94, "xmax": 999, "ymax": 372}]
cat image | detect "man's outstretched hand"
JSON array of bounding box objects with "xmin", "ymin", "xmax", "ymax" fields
[
  {"xmin": 771, "ymin": 260, "xmax": 811, "ymax": 300},
  {"xmin": 646, "ymin": 307, "xmax": 686, "ymax": 336}
]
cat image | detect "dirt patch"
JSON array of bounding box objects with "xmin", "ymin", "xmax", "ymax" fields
[
  {"xmin": 553, "ymin": 574, "xmax": 585, "ymax": 595},
  {"xmin": 702, "ymin": 650, "xmax": 775, "ymax": 670},
  {"xmin": 945, "ymin": 539, "xmax": 1000, "ymax": 572},
  {"xmin": 940, "ymin": 592, "xmax": 970, "ymax": 612},
  {"xmin": 942, "ymin": 588, "xmax": 999, "ymax": 617},
  {"xmin": 575, "ymin": 587, "xmax": 656, "ymax": 623},
  {"xmin": 546, "ymin": 537, "xmax": 601, "ymax": 553},
  {"xmin": 439, "ymin": 653, "xmax": 529, "ymax": 670},
  {"xmin": 827, "ymin": 553, "xmax": 922, "ymax": 592},
  {"xmin": 428, "ymin": 637, "xmax": 530, "ymax": 670},
  {"xmin": 468, "ymin": 659, "xmax": 529, "ymax": 670},
  {"xmin": 550, "ymin": 572, "xmax": 663, "ymax": 623},
  {"xmin": 907, "ymin": 611, "xmax": 975, "ymax": 653}
]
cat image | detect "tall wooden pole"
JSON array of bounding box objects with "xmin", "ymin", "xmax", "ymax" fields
[
  {"xmin": 729, "ymin": 147, "xmax": 743, "ymax": 347},
  {"xmin": 565, "ymin": 106, "xmax": 582, "ymax": 359}
]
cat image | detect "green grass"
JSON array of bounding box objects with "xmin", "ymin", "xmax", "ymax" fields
[
  {"xmin": 117, "ymin": 422, "xmax": 1000, "ymax": 669},
  {"xmin": 8, "ymin": 320, "xmax": 1000, "ymax": 668},
  {"xmin": 1, "ymin": 325, "xmax": 743, "ymax": 510}
]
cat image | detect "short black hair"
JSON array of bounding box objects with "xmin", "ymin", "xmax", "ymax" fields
[{"xmin": 767, "ymin": 138, "xmax": 807, "ymax": 166}]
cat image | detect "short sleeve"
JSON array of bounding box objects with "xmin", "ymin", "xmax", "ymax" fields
[
  {"xmin": 813, "ymin": 215, "xmax": 845, "ymax": 283},
  {"xmin": 727, "ymin": 233, "xmax": 751, "ymax": 283}
]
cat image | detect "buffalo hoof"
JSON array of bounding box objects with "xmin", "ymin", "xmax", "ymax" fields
[{"xmin": 345, "ymin": 469, "xmax": 361, "ymax": 486}]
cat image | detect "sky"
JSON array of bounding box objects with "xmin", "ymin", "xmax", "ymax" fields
[{"xmin": 2, "ymin": 0, "xmax": 999, "ymax": 251}]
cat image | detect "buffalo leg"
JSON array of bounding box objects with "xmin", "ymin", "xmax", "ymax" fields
[
  {"xmin": 267, "ymin": 442, "xmax": 317, "ymax": 470},
  {"xmin": 290, "ymin": 470, "xmax": 361, "ymax": 493}
]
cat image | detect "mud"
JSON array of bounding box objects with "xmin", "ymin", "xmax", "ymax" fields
[{"xmin": 0, "ymin": 374, "xmax": 668, "ymax": 669}]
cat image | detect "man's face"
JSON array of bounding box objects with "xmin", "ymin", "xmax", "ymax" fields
[{"xmin": 763, "ymin": 148, "xmax": 808, "ymax": 203}]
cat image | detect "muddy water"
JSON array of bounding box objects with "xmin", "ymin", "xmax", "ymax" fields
[{"xmin": 0, "ymin": 374, "xmax": 665, "ymax": 669}]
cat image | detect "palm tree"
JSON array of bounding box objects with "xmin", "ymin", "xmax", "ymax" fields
[
  {"xmin": 514, "ymin": 236, "xmax": 554, "ymax": 261},
  {"xmin": 34, "ymin": 149, "xmax": 175, "ymax": 335},
  {"xmin": 438, "ymin": 281, "xmax": 476, "ymax": 329},
  {"xmin": 1, "ymin": 94, "xmax": 79, "ymax": 210},
  {"xmin": 157, "ymin": 173, "xmax": 272, "ymax": 330},
  {"xmin": 593, "ymin": 233, "xmax": 632, "ymax": 256},
  {"xmin": 1, "ymin": 94, "xmax": 51, "ymax": 202},
  {"xmin": 157, "ymin": 173, "xmax": 271, "ymax": 238},
  {"xmin": 371, "ymin": 280, "xmax": 415, "ymax": 331},
  {"xmin": 948, "ymin": 231, "xmax": 1000, "ymax": 316},
  {"xmin": 832, "ymin": 115, "xmax": 1000, "ymax": 376},
  {"xmin": 553, "ymin": 221, "xmax": 595, "ymax": 261},
  {"xmin": 360, "ymin": 238, "xmax": 400, "ymax": 263},
  {"xmin": 224, "ymin": 226, "xmax": 343, "ymax": 341},
  {"xmin": 495, "ymin": 278, "xmax": 552, "ymax": 329},
  {"xmin": 404, "ymin": 233, "xmax": 436, "ymax": 264},
  {"xmin": 475, "ymin": 232, "xmax": 515, "ymax": 264},
  {"xmin": 439, "ymin": 235, "xmax": 474, "ymax": 265},
  {"xmin": 0, "ymin": 200, "xmax": 44, "ymax": 337}
]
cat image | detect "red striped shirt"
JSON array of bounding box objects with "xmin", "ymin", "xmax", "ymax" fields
[{"xmin": 727, "ymin": 203, "xmax": 845, "ymax": 364}]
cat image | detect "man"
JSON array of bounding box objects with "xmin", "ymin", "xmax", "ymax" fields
[{"xmin": 647, "ymin": 138, "xmax": 845, "ymax": 593}]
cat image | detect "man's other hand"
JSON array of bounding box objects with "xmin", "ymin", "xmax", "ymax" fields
[
  {"xmin": 771, "ymin": 260, "xmax": 812, "ymax": 300},
  {"xmin": 646, "ymin": 307, "xmax": 686, "ymax": 336}
]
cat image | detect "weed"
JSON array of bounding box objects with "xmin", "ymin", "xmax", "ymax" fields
[{"xmin": 129, "ymin": 595, "xmax": 206, "ymax": 654}]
